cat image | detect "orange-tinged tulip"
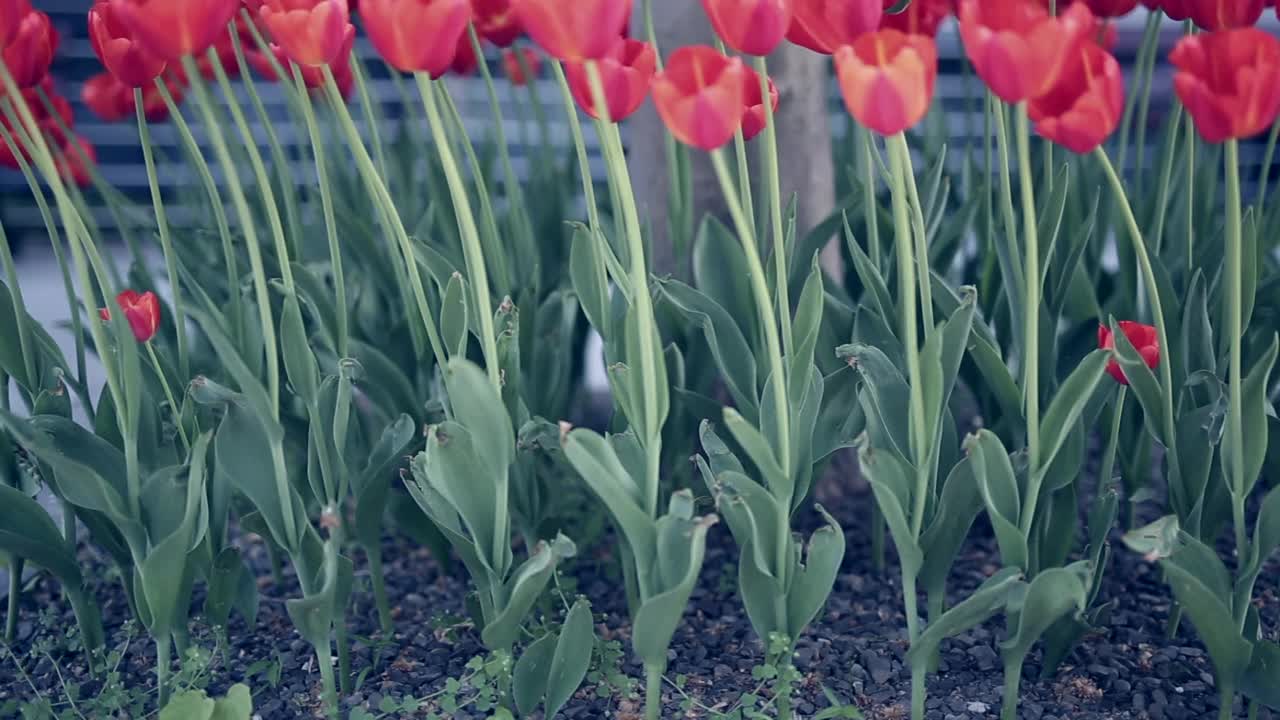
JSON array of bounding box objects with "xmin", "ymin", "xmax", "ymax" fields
[
  {"xmin": 1098, "ymin": 321, "xmax": 1159, "ymax": 385},
  {"xmin": 4, "ymin": 9, "xmax": 54, "ymax": 88},
  {"xmin": 834, "ymin": 29, "xmax": 935, "ymax": 136},
  {"xmin": 361, "ymin": 0, "xmax": 472, "ymax": 75},
  {"xmin": 247, "ymin": 39, "xmax": 353, "ymax": 95},
  {"xmin": 958, "ymin": 0, "xmax": 1094, "ymax": 104},
  {"xmin": 881, "ymin": 0, "xmax": 952, "ymax": 37},
  {"xmin": 787, "ymin": 0, "xmax": 880, "ymax": 54},
  {"xmin": 651, "ymin": 45, "xmax": 746, "ymax": 150},
  {"xmin": 565, "ymin": 38, "xmax": 655, "ymax": 121},
  {"xmin": 1189, "ymin": 0, "xmax": 1264, "ymax": 28},
  {"xmin": 501, "ymin": 46, "xmax": 541, "ymax": 85},
  {"xmin": 511, "ymin": 0, "xmax": 631, "ymax": 60},
  {"xmin": 473, "ymin": 0, "xmax": 521, "ymax": 47},
  {"xmin": 1171, "ymin": 27, "xmax": 1280, "ymax": 143},
  {"xmin": 100, "ymin": 290, "xmax": 162, "ymax": 342},
  {"xmin": 1028, "ymin": 42, "xmax": 1123, "ymax": 153},
  {"xmin": 259, "ymin": 0, "xmax": 353, "ymax": 67},
  {"xmin": 741, "ymin": 63, "xmax": 779, "ymax": 140},
  {"xmin": 89, "ymin": 1, "xmax": 167, "ymax": 87},
  {"xmin": 107, "ymin": 0, "xmax": 239, "ymax": 62},
  {"xmin": 702, "ymin": 0, "xmax": 793, "ymax": 56}
]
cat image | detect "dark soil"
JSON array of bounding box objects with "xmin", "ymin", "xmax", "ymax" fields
[{"xmin": 2, "ymin": 468, "xmax": 1277, "ymax": 720}]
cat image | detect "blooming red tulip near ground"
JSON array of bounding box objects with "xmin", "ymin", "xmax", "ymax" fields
[
  {"xmin": 651, "ymin": 45, "xmax": 747, "ymax": 150},
  {"xmin": 4, "ymin": 9, "xmax": 55, "ymax": 88},
  {"xmin": 259, "ymin": 0, "xmax": 354, "ymax": 67},
  {"xmin": 702, "ymin": 0, "xmax": 794, "ymax": 56},
  {"xmin": 740, "ymin": 63, "xmax": 779, "ymax": 140},
  {"xmin": 501, "ymin": 47, "xmax": 540, "ymax": 85},
  {"xmin": 565, "ymin": 38, "xmax": 656, "ymax": 121},
  {"xmin": 787, "ymin": 0, "xmax": 881, "ymax": 54},
  {"xmin": 834, "ymin": 28, "xmax": 937, "ymax": 136},
  {"xmin": 108, "ymin": 0, "xmax": 239, "ymax": 62},
  {"xmin": 1171, "ymin": 27, "xmax": 1280, "ymax": 142},
  {"xmin": 360, "ymin": 0, "xmax": 471, "ymax": 75},
  {"xmin": 89, "ymin": 1, "xmax": 167, "ymax": 87},
  {"xmin": 100, "ymin": 290, "xmax": 162, "ymax": 343},
  {"xmin": 511, "ymin": 0, "xmax": 631, "ymax": 60},
  {"xmin": 1028, "ymin": 42, "xmax": 1124, "ymax": 153},
  {"xmin": 1098, "ymin": 321, "xmax": 1159, "ymax": 385}
]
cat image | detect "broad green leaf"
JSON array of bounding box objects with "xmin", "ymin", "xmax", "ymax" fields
[
  {"xmin": 482, "ymin": 534, "xmax": 576, "ymax": 651},
  {"xmin": 563, "ymin": 429, "xmax": 652, "ymax": 556},
  {"xmin": 632, "ymin": 507, "xmax": 715, "ymax": 668},
  {"xmin": 1229, "ymin": 335, "xmax": 1277, "ymax": 499},
  {"xmin": 965, "ymin": 430, "xmax": 1027, "ymax": 570},
  {"xmin": 789, "ymin": 257, "xmax": 825, "ymax": 399},
  {"xmin": 856, "ymin": 438, "xmax": 922, "ymax": 576},
  {"xmin": 280, "ymin": 294, "xmax": 319, "ymax": 407},
  {"xmin": 658, "ymin": 278, "xmax": 758, "ymax": 419},
  {"xmin": 1038, "ymin": 349, "xmax": 1108, "ymax": 475},
  {"xmin": 907, "ymin": 567, "xmax": 1023, "ymax": 666},
  {"xmin": 844, "ymin": 214, "xmax": 895, "ymax": 322},
  {"xmin": 723, "ymin": 408, "xmax": 788, "ymax": 498},
  {"xmin": 569, "ymin": 223, "xmax": 611, "ymax": 338},
  {"xmin": 1161, "ymin": 536, "xmax": 1253, "ymax": 687},
  {"xmin": 841, "ymin": 344, "xmax": 912, "ymax": 462},
  {"xmin": 546, "ymin": 598, "xmax": 595, "ymax": 717},
  {"xmin": 441, "ymin": 272, "xmax": 469, "ymax": 358},
  {"xmin": 353, "ymin": 415, "xmax": 417, "ymax": 550},
  {"xmin": 210, "ymin": 684, "xmax": 253, "ymax": 720},
  {"xmin": 513, "ymin": 632, "xmax": 556, "ymax": 716},
  {"xmin": 1000, "ymin": 564, "xmax": 1089, "ymax": 664},
  {"xmin": 918, "ymin": 455, "xmax": 983, "ymax": 597},
  {"xmin": 136, "ymin": 433, "xmax": 209, "ymax": 637},
  {"xmin": 444, "ymin": 358, "xmax": 513, "ymax": 479},
  {"xmin": 159, "ymin": 690, "xmax": 215, "ymax": 720},
  {"xmin": 1241, "ymin": 641, "xmax": 1280, "ymax": 708},
  {"xmin": 786, "ymin": 506, "xmax": 845, "ymax": 636}
]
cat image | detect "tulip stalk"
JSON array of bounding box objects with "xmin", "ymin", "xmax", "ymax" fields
[
  {"xmin": 1014, "ymin": 104, "xmax": 1042, "ymax": 541},
  {"xmin": 1223, "ymin": 139, "xmax": 1248, "ymax": 606},
  {"xmin": 133, "ymin": 88, "xmax": 190, "ymax": 382},
  {"xmin": 754, "ymin": 56, "xmax": 792, "ymax": 356}
]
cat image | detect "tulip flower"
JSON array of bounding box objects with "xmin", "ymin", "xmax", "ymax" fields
[
  {"xmin": 501, "ymin": 46, "xmax": 541, "ymax": 85},
  {"xmin": 881, "ymin": 0, "xmax": 952, "ymax": 37},
  {"xmin": 565, "ymin": 38, "xmax": 656, "ymax": 122},
  {"xmin": 1171, "ymin": 27, "xmax": 1280, "ymax": 143},
  {"xmin": 100, "ymin": 290, "xmax": 162, "ymax": 343},
  {"xmin": 834, "ymin": 28, "xmax": 936, "ymax": 136},
  {"xmin": 651, "ymin": 45, "xmax": 746, "ymax": 151},
  {"xmin": 741, "ymin": 64, "xmax": 779, "ymax": 141},
  {"xmin": 702, "ymin": 0, "xmax": 793, "ymax": 56},
  {"xmin": 1098, "ymin": 321, "xmax": 1159, "ymax": 385},
  {"xmin": 0, "ymin": 80, "xmax": 69, "ymax": 168},
  {"xmin": 511, "ymin": 0, "xmax": 631, "ymax": 60},
  {"xmin": 1143, "ymin": 0, "xmax": 1193, "ymax": 20},
  {"xmin": 1188, "ymin": 0, "xmax": 1264, "ymax": 28},
  {"xmin": 449, "ymin": 29, "xmax": 479, "ymax": 75},
  {"xmin": 259, "ymin": 0, "xmax": 354, "ymax": 67},
  {"xmin": 247, "ymin": 41, "xmax": 353, "ymax": 95},
  {"xmin": 55, "ymin": 136, "xmax": 96, "ymax": 188},
  {"xmin": 4, "ymin": 9, "xmax": 55, "ymax": 88},
  {"xmin": 107, "ymin": 0, "xmax": 240, "ymax": 62},
  {"xmin": 1058, "ymin": 0, "xmax": 1139, "ymax": 16},
  {"xmin": 0, "ymin": 0, "xmax": 30, "ymax": 47},
  {"xmin": 957, "ymin": 0, "xmax": 1094, "ymax": 105},
  {"xmin": 82, "ymin": 72, "xmax": 132, "ymax": 122},
  {"xmin": 473, "ymin": 0, "xmax": 522, "ymax": 47},
  {"xmin": 1028, "ymin": 42, "xmax": 1123, "ymax": 153},
  {"xmin": 787, "ymin": 0, "xmax": 880, "ymax": 54},
  {"xmin": 89, "ymin": 1, "xmax": 168, "ymax": 87},
  {"xmin": 361, "ymin": 0, "xmax": 472, "ymax": 75}
]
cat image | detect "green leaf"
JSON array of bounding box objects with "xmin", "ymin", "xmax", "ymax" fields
[
  {"xmin": 136, "ymin": 433, "xmax": 209, "ymax": 637},
  {"xmin": 856, "ymin": 438, "xmax": 922, "ymax": 576},
  {"xmin": 786, "ymin": 506, "xmax": 845, "ymax": 637},
  {"xmin": 545, "ymin": 598, "xmax": 595, "ymax": 717},
  {"xmin": 279, "ymin": 294, "xmax": 320, "ymax": 407},
  {"xmin": 843, "ymin": 214, "xmax": 894, "ymax": 324},
  {"xmin": 965, "ymin": 430, "xmax": 1027, "ymax": 570},
  {"xmin": 658, "ymin": 278, "xmax": 758, "ymax": 419},
  {"xmin": 918, "ymin": 454, "xmax": 983, "ymax": 597},
  {"xmin": 562, "ymin": 429, "xmax": 653, "ymax": 558},
  {"xmin": 353, "ymin": 415, "xmax": 417, "ymax": 551},
  {"xmin": 481, "ymin": 534, "xmax": 576, "ymax": 651},
  {"xmin": 569, "ymin": 223, "xmax": 611, "ymax": 338},
  {"xmin": 445, "ymin": 358, "xmax": 513, "ymax": 479},
  {"xmin": 513, "ymin": 632, "xmax": 556, "ymax": 716},
  {"xmin": 1229, "ymin": 334, "xmax": 1277, "ymax": 499},
  {"xmin": 907, "ymin": 567, "xmax": 1024, "ymax": 666},
  {"xmin": 1109, "ymin": 320, "xmax": 1167, "ymax": 446},
  {"xmin": 723, "ymin": 408, "xmax": 788, "ymax": 498},
  {"xmin": 1241, "ymin": 640, "xmax": 1280, "ymax": 708},
  {"xmin": 210, "ymin": 684, "xmax": 253, "ymax": 720},
  {"xmin": 841, "ymin": 344, "xmax": 912, "ymax": 462},
  {"xmin": 632, "ymin": 505, "xmax": 715, "ymax": 668},
  {"xmin": 789, "ymin": 257, "xmax": 825, "ymax": 399},
  {"xmin": 1000, "ymin": 564, "xmax": 1089, "ymax": 664},
  {"xmin": 1038, "ymin": 349, "xmax": 1108, "ymax": 475},
  {"xmin": 441, "ymin": 272, "xmax": 470, "ymax": 358},
  {"xmin": 1160, "ymin": 534, "xmax": 1253, "ymax": 687},
  {"xmin": 159, "ymin": 690, "xmax": 215, "ymax": 720}
]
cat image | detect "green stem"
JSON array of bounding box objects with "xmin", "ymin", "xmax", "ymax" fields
[
  {"xmin": 349, "ymin": 53, "xmax": 390, "ymax": 182},
  {"xmin": 891, "ymin": 133, "xmax": 935, "ymax": 332},
  {"xmin": 1219, "ymin": 685, "xmax": 1235, "ymax": 720},
  {"xmin": 4, "ymin": 557, "xmax": 20, "ymax": 643},
  {"xmin": 153, "ymin": 81, "xmax": 243, "ymax": 349},
  {"xmin": 0, "ymin": 183, "xmax": 36, "ymax": 389},
  {"xmin": 754, "ymin": 56, "xmax": 793, "ymax": 359},
  {"xmin": 910, "ymin": 658, "xmax": 926, "ymax": 720},
  {"xmin": 1150, "ymin": 104, "xmax": 1183, "ymax": 256},
  {"xmin": 146, "ymin": 342, "xmax": 190, "ymax": 452},
  {"xmin": 155, "ymin": 633, "xmax": 171, "ymax": 707},
  {"xmin": 1224, "ymin": 140, "xmax": 1248, "ymax": 616},
  {"xmin": 645, "ymin": 663, "xmax": 663, "ymax": 720},
  {"xmin": 992, "ymin": 97, "xmax": 1025, "ymax": 303},
  {"xmin": 368, "ymin": 547, "xmax": 393, "ymax": 634},
  {"xmin": 1132, "ymin": 11, "xmax": 1162, "ymax": 194},
  {"xmin": 292, "ymin": 63, "xmax": 348, "ymax": 359},
  {"xmin": 135, "ymin": 89, "xmax": 189, "ymax": 382},
  {"xmin": 315, "ymin": 639, "xmax": 339, "ymax": 719},
  {"xmin": 861, "ymin": 129, "xmax": 883, "ymax": 269},
  {"xmin": 1184, "ymin": 23, "xmax": 1196, "ymax": 272},
  {"xmin": 321, "ymin": 66, "xmax": 448, "ymax": 372},
  {"xmin": 415, "ymin": 74, "xmax": 500, "ymax": 387},
  {"xmin": 1014, "ymin": 105, "xmax": 1042, "ymax": 539},
  {"xmin": 1001, "ymin": 657, "xmax": 1024, "ymax": 720}
]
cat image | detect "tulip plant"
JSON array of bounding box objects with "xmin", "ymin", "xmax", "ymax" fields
[{"xmin": 2, "ymin": 0, "xmax": 1280, "ymax": 718}]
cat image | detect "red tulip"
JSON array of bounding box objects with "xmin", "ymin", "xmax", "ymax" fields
[
  {"xmin": 89, "ymin": 1, "xmax": 168, "ymax": 87},
  {"xmin": 1028, "ymin": 42, "xmax": 1123, "ymax": 153},
  {"xmin": 702, "ymin": 0, "xmax": 793, "ymax": 56},
  {"xmin": 1143, "ymin": 0, "xmax": 1193, "ymax": 20},
  {"xmin": 1171, "ymin": 28, "xmax": 1280, "ymax": 143},
  {"xmin": 55, "ymin": 135, "xmax": 96, "ymax": 188},
  {"xmin": 259, "ymin": 0, "xmax": 353, "ymax": 67},
  {"xmin": 247, "ymin": 39, "xmax": 353, "ymax": 94},
  {"xmin": 82, "ymin": 72, "xmax": 132, "ymax": 121},
  {"xmin": 1, "ymin": 0, "xmax": 32, "ymax": 48},
  {"xmin": 834, "ymin": 29, "xmax": 936, "ymax": 136},
  {"xmin": 787, "ymin": 0, "xmax": 880, "ymax": 54},
  {"xmin": 361, "ymin": 0, "xmax": 472, "ymax": 75},
  {"xmin": 107, "ymin": 0, "xmax": 240, "ymax": 62},
  {"xmin": 1098, "ymin": 321, "xmax": 1159, "ymax": 385},
  {"xmin": 100, "ymin": 290, "xmax": 162, "ymax": 342},
  {"xmin": 511, "ymin": 0, "xmax": 631, "ymax": 60},
  {"xmin": 741, "ymin": 63, "xmax": 779, "ymax": 140},
  {"xmin": 881, "ymin": 0, "xmax": 953, "ymax": 37},
  {"xmin": 565, "ymin": 38, "xmax": 655, "ymax": 121},
  {"xmin": 651, "ymin": 45, "xmax": 746, "ymax": 150},
  {"xmin": 501, "ymin": 46, "xmax": 541, "ymax": 85},
  {"xmin": 0, "ymin": 80, "xmax": 70, "ymax": 168},
  {"xmin": 957, "ymin": 0, "xmax": 1094, "ymax": 105},
  {"xmin": 1188, "ymin": 0, "xmax": 1264, "ymax": 28},
  {"xmin": 449, "ymin": 28, "xmax": 479, "ymax": 74},
  {"xmin": 4, "ymin": 9, "xmax": 55, "ymax": 88},
  {"xmin": 1057, "ymin": 0, "xmax": 1139, "ymax": 17},
  {"xmin": 472, "ymin": 0, "xmax": 522, "ymax": 47}
]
